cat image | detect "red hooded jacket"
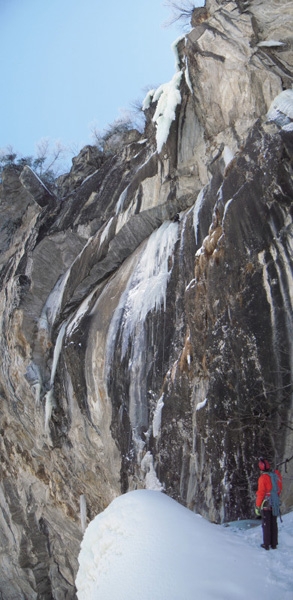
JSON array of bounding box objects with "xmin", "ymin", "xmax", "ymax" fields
[{"xmin": 256, "ymin": 469, "xmax": 282, "ymax": 508}]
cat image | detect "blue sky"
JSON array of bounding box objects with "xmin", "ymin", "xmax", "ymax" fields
[{"xmin": 0, "ymin": 0, "xmax": 195, "ymax": 160}]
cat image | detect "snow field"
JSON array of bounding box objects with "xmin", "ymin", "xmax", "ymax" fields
[{"xmin": 76, "ymin": 489, "xmax": 293, "ymax": 600}]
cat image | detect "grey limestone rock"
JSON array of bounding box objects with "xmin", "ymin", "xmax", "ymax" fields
[
  {"xmin": 0, "ymin": 1, "xmax": 292, "ymax": 597},
  {"xmin": 20, "ymin": 165, "xmax": 56, "ymax": 208}
]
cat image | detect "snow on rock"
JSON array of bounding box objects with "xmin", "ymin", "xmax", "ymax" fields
[
  {"xmin": 282, "ymin": 122, "xmax": 293, "ymax": 132},
  {"xmin": 196, "ymin": 397, "xmax": 208, "ymax": 411},
  {"xmin": 171, "ymin": 35, "xmax": 185, "ymax": 71},
  {"xmin": 223, "ymin": 145, "xmax": 234, "ymax": 167},
  {"xmin": 257, "ymin": 40, "xmax": 284, "ymax": 47},
  {"xmin": 142, "ymin": 89, "xmax": 155, "ymax": 111},
  {"xmin": 140, "ymin": 452, "xmax": 164, "ymax": 491},
  {"xmin": 267, "ymin": 89, "xmax": 293, "ymax": 128},
  {"xmin": 76, "ymin": 490, "xmax": 292, "ymax": 600}
]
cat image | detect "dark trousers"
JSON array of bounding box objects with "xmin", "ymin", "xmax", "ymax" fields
[{"xmin": 262, "ymin": 508, "xmax": 278, "ymax": 547}]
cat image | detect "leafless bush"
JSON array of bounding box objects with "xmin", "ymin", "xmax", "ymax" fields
[
  {"xmin": 164, "ymin": 0, "xmax": 201, "ymax": 29},
  {"xmin": 0, "ymin": 139, "xmax": 71, "ymax": 188}
]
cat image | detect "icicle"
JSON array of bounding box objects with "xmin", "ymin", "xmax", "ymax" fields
[
  {"xmin": 193, "ymin": 188, "xmax": 205, "ymax": 245},
  {"xmin": 44, "ymin": 388, "xmax": 55, "ymax": 433},
  {"xmin": 50, "ymin": 321, "xmax": 67, "ymax": 387},
  {"xmin": 26, "ymin": 362, "xmax": 42, "ymax": 406},
  {"xmin": 152, "ymin": 395, "xmax": 164, "ymax": 438},
  {"xmin": 222, "ymin": 198, "xmax": 234, "ymax": 225},
  {"xmin": 66, "ymin": 292, "xmax": 95, "ymax": 338},
  {"xmin": 115, "ymin": 187, "xmax": 128, "ymax": 215},
  {"xmin": 184, "ymin": 56, "xmax": 193, "ymax": 94},
  {"xmin": 100, "ymin": 216, "xmax": 114, "ymax": 244},
  {"xmin": 80, "ymin": 495, "xmax": 87, "ymax": 533},
  {"xmin": 39, "ymin": 270, "xmax": 70, "ymax": 333},
  {"xmin": 32, "ymin": 382, "xmax": 41, "ymax": 406}
]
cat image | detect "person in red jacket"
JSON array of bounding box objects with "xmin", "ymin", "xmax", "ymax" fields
[{"xmin": 255, "ymin": 457, "xmax": 282, "ymax": 550}]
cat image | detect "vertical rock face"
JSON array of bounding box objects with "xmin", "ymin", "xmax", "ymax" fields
[{"xmin": 0, "ymin": 1, "xmax": 292, "ymax": 597}]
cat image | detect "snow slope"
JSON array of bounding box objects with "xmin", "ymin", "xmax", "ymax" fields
[{"xmin": 76, "ymin": 490, "xmax": 293, "ymax": 600}]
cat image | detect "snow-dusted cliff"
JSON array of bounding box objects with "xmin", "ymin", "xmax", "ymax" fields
[{"xmin": 0, "ymin": 1, "xmax": 292, "ymax": 597}]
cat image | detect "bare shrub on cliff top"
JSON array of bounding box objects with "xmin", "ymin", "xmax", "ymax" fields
[
  {"xmin": 90, "ymin": 110, "xmax": 145, "ymax": 157},
  {"xmin": 164, "ymin": 0, "xmax": 203, "ymax": 29},
  {"xmin": 0, "ymin": 139, "xmax": 70, "ymax": 188}
]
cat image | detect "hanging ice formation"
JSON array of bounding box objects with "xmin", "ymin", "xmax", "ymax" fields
[
  {"xmin": 120, "ymin": 221, "xmax": 179, "ymax": 354},
  {"xmin": 143, "ymin": 71, "xmax": 182, "ymax": 153},
  {"xmin": 106, "ymin": 220, "xmax": 179, "ymax": 474}
]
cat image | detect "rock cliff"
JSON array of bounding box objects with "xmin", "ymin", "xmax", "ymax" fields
[{"xmin": 0, "ymin": 1, "xmax": 292, "ymax": 598}]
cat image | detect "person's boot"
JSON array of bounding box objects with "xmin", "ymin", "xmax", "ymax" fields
[{"xmin": 261, "ymin": 544, "xmax": 270, "ymax": 550}]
